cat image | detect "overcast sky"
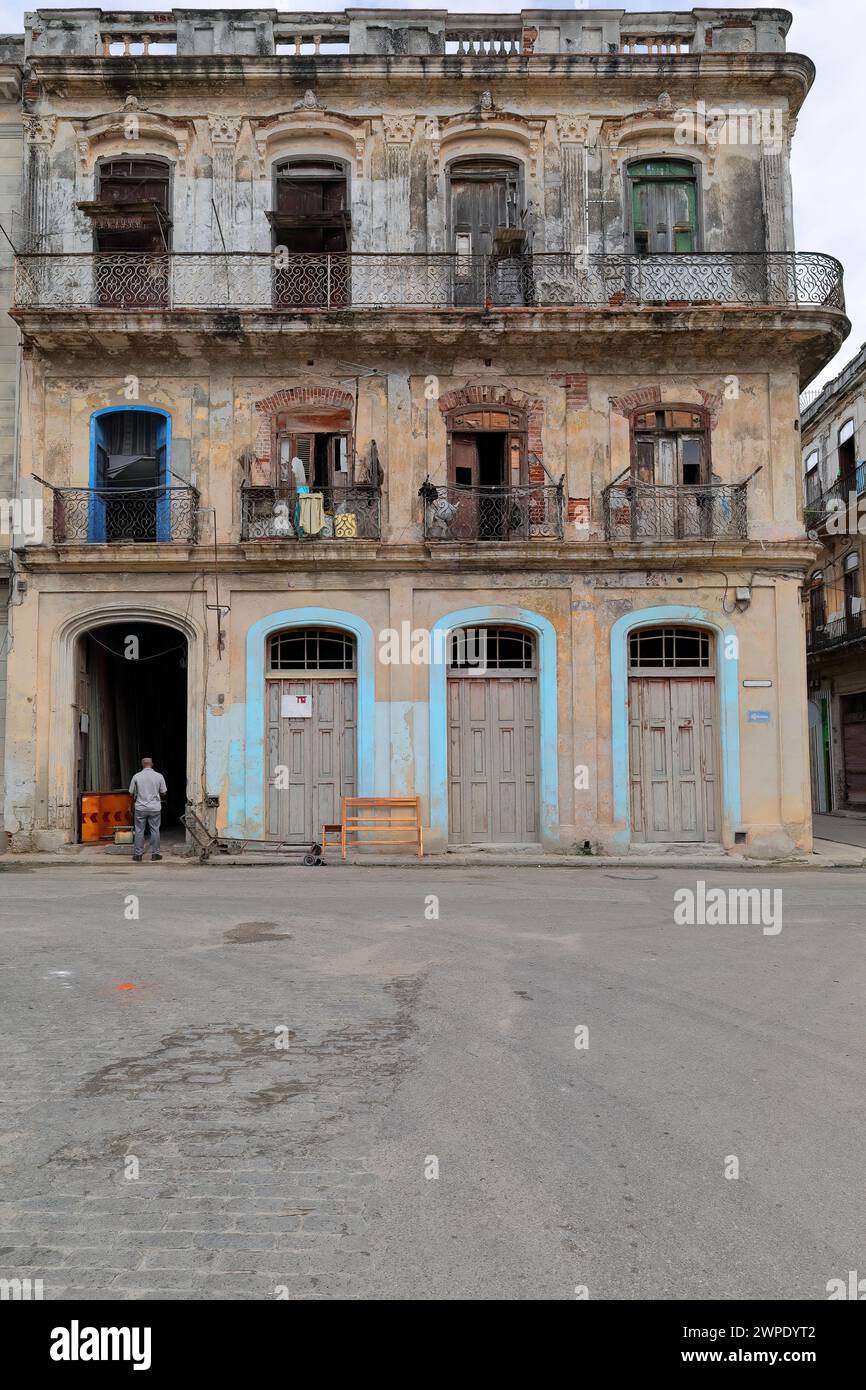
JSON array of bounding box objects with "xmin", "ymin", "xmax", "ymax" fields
[{"xmin": 0, "ymin": 1, "xmax": 858, "ymax": 388}]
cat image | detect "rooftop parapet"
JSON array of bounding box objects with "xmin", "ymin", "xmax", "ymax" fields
[{"xmin": 23, "ymin": 8, "xmax": 792, "ymax": 59}]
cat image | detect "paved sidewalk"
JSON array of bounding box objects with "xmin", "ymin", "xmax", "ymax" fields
[
  {"xmin": 3, "ymin": 834, "xmax": 864, "ymax": 871},
  {"xmin": 813, "ymin": 813, "xmax": 866, "ymax": 849}
]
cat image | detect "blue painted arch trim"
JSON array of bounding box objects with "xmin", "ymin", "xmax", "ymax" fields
[
  {"xmin": 429, "ymin": 605, "xmax": 559, "ymax": 845},
  {"xmin": 610, "ymin": 605, "xmax": 742, "ymax": 848},
  {"xmin": 235, "ymin": 607, "xmax": 376, "ymax": 838},
  {"xmin": 88, "ymin": 406, "xmax": 172, "ymax": 542}
]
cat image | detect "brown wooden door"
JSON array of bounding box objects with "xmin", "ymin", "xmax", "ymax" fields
[
  {"xmin": 266, "ymin": 678, "xmax": 356, "ymax": 842},
  {"xmin": 628, "ymin": 676, "xmax": 719, "ymax": 841},
  {"xmin": 447, "ymin": 674, "xmax": 538, "ymax": 844},
  {"xmin": 842, "ymin": 703, "xmax": 866, "ymax": 806}
]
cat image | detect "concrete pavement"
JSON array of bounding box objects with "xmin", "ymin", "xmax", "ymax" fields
[{"xmin": 1, "ymin": 863, "xmax": 864, "ymax": 1300}]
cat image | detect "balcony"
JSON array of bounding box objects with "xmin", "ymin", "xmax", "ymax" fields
[
  {"xmin": 14, "ymin": 251, "xmax": 846, "ymax": 315},
  {"xmin": 808, "ymin": 605, "xmax": 866, "ymax": 655},
  {"xmin": 241, "ymin": 485, "xmax": 381, "ymax": 542},
  {"xmin": 421, "ymin": 481, "xmax": 564, "ymax": 543},
  {"xmin": 602, "ymin": 476, "xmax": 749, "ymax": 543},
  {"xmin": 51, "ymin": 485, "xmax": 199, "ymax": 545},
  {"xmin": 804, "ymin": 463, "xmax": 866, "ymax": 531}
]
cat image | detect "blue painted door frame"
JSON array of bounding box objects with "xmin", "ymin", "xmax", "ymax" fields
[{"xmin": 88, "ymin": 407, "xmax": 171, "ymax": 542}]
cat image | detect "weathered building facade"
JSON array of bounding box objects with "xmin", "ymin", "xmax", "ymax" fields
[
  {"xmin": 2, "ymin": 7, "xmax": 848, "ymax": 855},
  {"xmin": 0, "ymin": 35, "xmax": 24, "ymax": 828},
  {"xmin": 802, "ymin": 344, "xmax": 866, "ymax": 813}
]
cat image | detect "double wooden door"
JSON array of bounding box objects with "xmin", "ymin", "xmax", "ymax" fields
[
  {"xmin": 447, "ymin": 674, "xmax": 539, "ymax": 844},
  {"xmin": 266, "ymin": 677, "xmax": 356, "ymax": 842},
  {"xmin": 628, "ymin": 675, "xmax": 719, "ymax": 841}
]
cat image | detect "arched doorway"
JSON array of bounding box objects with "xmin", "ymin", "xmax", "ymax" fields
[
  {"xmin": 447, "ymin": 625, "xmax": 539, "ymax": 844},
  {"xmin": 74, "ymin": 620, "xmax": 188, "ymax": 841},
  {"xmin": 444, "ymin": 401, "xmax": 528, "ymax": 540},
  {"xmin": 265, "ymin": 626, "xmax": 357, "ymax": 842},
  {"xmin": 627, "ymin": 625, "xmax": 720, "ymax": 841}
]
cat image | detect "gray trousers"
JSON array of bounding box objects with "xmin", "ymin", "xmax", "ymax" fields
[{"xmin": 133, "ymin": 805, "xmax": 161, "ymax": 857}]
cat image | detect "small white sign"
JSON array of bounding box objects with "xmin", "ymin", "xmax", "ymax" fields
[{"xmin": 281, "ymin": 694, "xmax": 311, "ymax": 718}]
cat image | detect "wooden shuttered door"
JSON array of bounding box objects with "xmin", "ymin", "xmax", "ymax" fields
[
  {"xmin": 266, "ymin": 677, "xmax": 357, "ymax": 843},
  {"xmin": 842, "ymin": 701, "xmax": 866, "ymax": 806},
  {"xmin": 628, "ymin": 676, "xmax": 719, "ymax": 842}
]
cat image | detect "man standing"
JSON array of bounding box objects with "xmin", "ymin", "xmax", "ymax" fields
[{"xmin": 129, "ymin": 757, "xmax": 167, "ymax": 862}]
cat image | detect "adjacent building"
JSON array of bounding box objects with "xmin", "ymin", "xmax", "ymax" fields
[
  {"xmin": 802, "ymin": 343, "xmax": 866, "ymax": 813},
  {"xmin": 1, "ymin": 7, "xmax": 848, "ymax": 856},
  {"xmin": 0, "ymin": 34, "xmax": 24, "ymax": 831}
]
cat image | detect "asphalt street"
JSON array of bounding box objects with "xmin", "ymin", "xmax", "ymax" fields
[{"xmin": 0, "ymin": 863, "xmax": 863, "ymax": 1300}]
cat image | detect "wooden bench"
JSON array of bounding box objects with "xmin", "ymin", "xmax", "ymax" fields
[{"xmin": 336, "ymin": 796, "xmax": 423, "ymax": 859}]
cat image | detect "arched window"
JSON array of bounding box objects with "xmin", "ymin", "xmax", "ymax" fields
[
  {"xmin": 267, "ymin": 627, "xmax": 355, "ymax": 673},
  {"xmin": 447, "ymin": 625, "xmax": 535, "ymax": 672},
  {"xmin": 804, "ymin": 448, "xmax": 820, "ymax": 505},
  {"xmin": 631, "ymin": 405, "xmax": 709, "ymax": 485},
  {"xmin": 269, "ymin": 157, "xmax": 349, "ymax": 306},
  {"xmin": 448, "ymin": 156, "xmax": 522, "ymax": 259},
  {"xmin": 271, "ymin": 157, "xmax": 349, "ymax": 254},
  {"xmin": 628, "ymin": 625, "xmax": 712, "ymax": 671},
  {"xmin": 89, "ymin": 408, "xmax": 170, "ymax": 543},
  {"xmin": 92, "ymin": 157, "xmax": 171, "ymax": 252},
  {"xmin": 627, "ymin": 158, "xmax": 699, "ymax": 254},
  {"xmin": 838, "ymin": 418, "xmax": 857, "ymax": 489}
]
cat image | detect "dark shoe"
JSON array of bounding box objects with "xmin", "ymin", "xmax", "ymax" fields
[
  {"xmin": 152, "ymin": 854, "xmax": 163, "ymax": 861},
  {"xmin": 133, "ymin": 855, "xmax": 142, "ymax": 862}
]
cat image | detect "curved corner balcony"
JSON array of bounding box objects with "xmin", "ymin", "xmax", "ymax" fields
[{"xmin": 13, "ymin": 250, "xmax": 846, "ymax": 314}]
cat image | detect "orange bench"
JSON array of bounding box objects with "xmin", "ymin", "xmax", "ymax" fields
[{"xmin": 336, "ymin": 796, "xmax": 423, "ymax": 859}]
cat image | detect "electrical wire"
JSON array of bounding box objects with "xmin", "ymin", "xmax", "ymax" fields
[{"xmin": 81, "ymin": 629, "xmax": 186, "ymax": 663}]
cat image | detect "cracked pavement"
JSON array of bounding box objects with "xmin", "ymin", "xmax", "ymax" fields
[{"xmin": 0, "ymin": 864, "xmax": 864, "ymax": 1299}]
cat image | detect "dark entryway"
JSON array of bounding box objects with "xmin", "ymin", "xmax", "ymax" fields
[
  {"xmin": 75, "ymin": 621, "xmax": 188, "ymax": 838},
  {"xmin": 841, "ymin": 692, "xmax": 866, "ymax": 807},
  {"xmin": 270, "ymin": 157, "xmax": 349, "ymax": 307}
]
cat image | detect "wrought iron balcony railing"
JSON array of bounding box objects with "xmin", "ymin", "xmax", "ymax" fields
[
  {"xmin": 421, "ymin": 481, "xmax": 564, "ymax": 542},
  {"xmin": 602, "ymin": 475, "xmax": 750, "ymax": 542},
  {"xmin": 241, "ymin": 484, "xmax": 381, "ymax": 541},
  {"xmin": 14, "ymin": 251, "xmax": 845, "ymax": 314},
  {"xmin": 52, "ymin": 485, "xmax": 199, "ymax": 544},
  {"xmin": 804, "ymin": 462, "xmax": 866, "ymax": 530},
  {"xmin": 807, "ymin": 605, "xmax": 866, "ymax": 654}
]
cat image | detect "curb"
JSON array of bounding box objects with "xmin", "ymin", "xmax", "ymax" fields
[{"xmin": 2, "ymin": 852, "xmax": 864, "ymax": 871}]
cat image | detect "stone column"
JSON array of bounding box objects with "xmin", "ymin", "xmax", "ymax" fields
[
  {"xmin": 760, "ymin": 145, "xmax": 786, "ymax": 253},
  {"xmin": 208, "ymin": 116, "xmax": 241, "ymax": 248},
  {"xmin": 22, "ymin": 115, "xmax": 55, "ymax": 252},
  {"xmin": 556, "ymin": 116, "xmax": 590, "ymax": 254},
  {"xmin": 382, "ymin": 114, "xmax": 415, "ymax": 253}
]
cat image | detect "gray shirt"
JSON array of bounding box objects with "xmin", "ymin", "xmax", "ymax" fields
[{"xmin": 129, "ymin": 768, "xmax": 167, "ymax": 813}]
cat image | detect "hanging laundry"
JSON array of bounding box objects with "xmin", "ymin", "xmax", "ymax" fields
[{"xmin": 297, "ymin": 491, "xmax": 325, "ymax": 537}]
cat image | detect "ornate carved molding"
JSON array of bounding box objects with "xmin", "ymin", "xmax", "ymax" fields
[
  {"xmin": 555, "ymin": 115, "xmax": 592, "ymax": 144},
  {"xmin": 382, "ymin": 113, "xmax": 416, "ymax": 144},
  {"xmin": 208, "ymin": 115, "xmax": 242, "ymax": 147},
  {"xmin": 251, "ymin": 108, "xmax": 370, "ymax": 176},
  {"xmin": 22, "ymin": 115, "xmax": 56, "ymax": 145},
  {"xmin": 437, "ymin": 110, "xmax": 547, "ymax": 179},
  {"xmin": 70, "ymin": 108, "xmax": 196, "ymax": 173},
  {"xmin": 603, "ymin": 106, "xmax": 716, "ymax": 173}
]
